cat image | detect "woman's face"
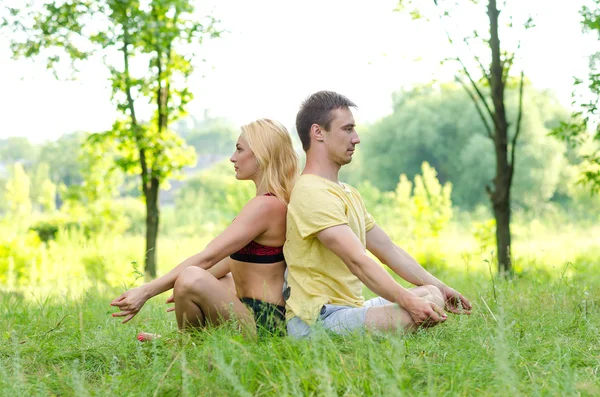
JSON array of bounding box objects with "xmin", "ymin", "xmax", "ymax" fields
[{"xmin": 230, "ymin": 135, "xmax": 260, "ymax": 181}]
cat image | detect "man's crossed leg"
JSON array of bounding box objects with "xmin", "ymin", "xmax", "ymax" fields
[{"xmin": 288, "ymin": 285, "xmax": 445, "ymax": 338}]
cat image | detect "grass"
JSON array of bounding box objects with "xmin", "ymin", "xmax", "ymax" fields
[{"xmin": 1, "ymin": 228, "xmax": 599, "ymax": 396}]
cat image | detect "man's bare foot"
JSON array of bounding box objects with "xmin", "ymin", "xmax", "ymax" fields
[{"xmin": 137, "ymin": 332, "xmax": 161, "ymax": 342}]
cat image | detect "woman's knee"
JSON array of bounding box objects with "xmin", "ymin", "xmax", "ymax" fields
[{"xmin": 174, "ymin": 267, "xmax": 212, "ymax": 295}]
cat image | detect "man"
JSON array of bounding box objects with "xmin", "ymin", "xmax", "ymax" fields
[{"xmin": 284, "ymin": 91, "xmax": 472, "ymax": 337}]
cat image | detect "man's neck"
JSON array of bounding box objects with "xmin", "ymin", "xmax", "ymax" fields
[{"xmin": 303, "ymin": 152, "xmax": 341, "ymax": 183}]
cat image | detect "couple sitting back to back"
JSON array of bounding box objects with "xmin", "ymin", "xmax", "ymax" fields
[{"xmin": 111, "ymin": 91, "xmax": 472, "ymax": 338}]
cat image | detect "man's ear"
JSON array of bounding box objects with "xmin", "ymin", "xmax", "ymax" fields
[{"xmin": 310, "ymin": 124, "xmax": 324, "ymax": 143}]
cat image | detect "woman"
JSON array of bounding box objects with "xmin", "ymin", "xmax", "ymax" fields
[{"xmin": 110, "ymin": 119, "xmax": 299, "ymax": 337}]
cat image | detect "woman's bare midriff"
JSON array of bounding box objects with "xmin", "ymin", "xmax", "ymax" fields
[{"xmin": 229, "ymin": 259, "xmax": 286, "ymax": 306}]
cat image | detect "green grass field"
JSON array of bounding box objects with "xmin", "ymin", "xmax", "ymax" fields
[{"xmin": 1, "ymin": 229, "xmax": 599, "ymax": 396}]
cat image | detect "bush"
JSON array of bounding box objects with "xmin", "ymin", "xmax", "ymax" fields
[
  {"xmin": 360, "ymin": 162, "xmax": 453, "ymax": 243},
  {"xmin": 166, "ymin": 160, "xmax": 254, "ymax": 236},
  {"xmin": 0, "ymin": 227, "xmax": 43, "ymax": 285}
]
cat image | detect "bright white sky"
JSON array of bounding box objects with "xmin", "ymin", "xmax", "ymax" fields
[{"xmin": 0, "ymin": 0, "xmax": 596, "ymax": 143}]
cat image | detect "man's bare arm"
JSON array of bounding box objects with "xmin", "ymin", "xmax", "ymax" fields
[
  {"xmin": 366, "ymin": 225, "xmax": 472, "ymax": 314},
  {"xmin": 366, "ymin": 225, "xmax": 443, "ymax": 287},
  {"xmin": 317, "ymin": 225, "xmax": 446, "ymax": 325}
]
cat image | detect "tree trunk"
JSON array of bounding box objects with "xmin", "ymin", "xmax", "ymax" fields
[
  {"xmin": 144, "ymin": 176, "xmax": 160, "ymax": 280},
  {"xmin": 488, "ymin": 0, "xmax": 513, "ymax": 275},
  {"xmin": 146, "ymin": 4, "xmax": 169, "ymax": 279},
  {"xmin": 492, "ymin": 181, "xmax": 511, "ymax": 275},
  {"xmin": 122, "ymin": 28, "xmax": 158, "ymax": 279}
]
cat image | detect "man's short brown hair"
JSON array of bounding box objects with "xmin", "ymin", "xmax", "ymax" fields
[{"xmin": 295, "ymin": 91, "xmax": 357, "ymax": 152}]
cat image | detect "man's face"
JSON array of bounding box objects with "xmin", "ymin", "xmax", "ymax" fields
[{"xmin": 323, "ymin": 108, "xmax": 360, "ymax": 166}]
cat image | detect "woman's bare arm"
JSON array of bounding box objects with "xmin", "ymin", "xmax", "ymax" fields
[
  {"xmin": 208, "ymin": 257, "xmax": 232, "ymax": 279},
  {"xmin": 110, "ymin": 196, "xmax": 280, "ymax": 323}
]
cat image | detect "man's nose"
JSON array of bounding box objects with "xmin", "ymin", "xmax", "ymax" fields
[{"xmin": 352, "ymin": 132, "xmax": 361, "ymax": 145}]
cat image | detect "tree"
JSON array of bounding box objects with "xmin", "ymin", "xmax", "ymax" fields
[
  {"xmin": 38, "ymin": 133, "xmax": 86, "ymax": 189},
  {"xmin": 0, "ymin": 137, "xmax": 38, "ymax": 164},
  {"xmin": 5, "ymin": 163, "xmax": 32, "ymax": 223},
  {"xmin": 3, "ymin": 0, "xmax": 222, "ymax": 278},
  {"xmin": 358, "ymin": 83, "xmax": 569, "ymax": 211},
  {"xmin": 551, "ymin": 1, "xmax": 600, "ymax": 194},
  {"xmin": 395, "ymin": 0, "xmax": 533, "ymax": 274},
  {"xmin": 176, "ymin": 114, "xmax": 239, "ymax": 157},
  {"xmin": 30, "ymin": 163, "xmax": 57, "ymax": 212},
  {"xmin": 172, "ymin": 159, "xmax": 255, "ymax": 235}
]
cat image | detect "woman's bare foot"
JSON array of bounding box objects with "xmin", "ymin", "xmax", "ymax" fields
[{"xmin": 137, "ymin": 332, "xmax": 161, "ymax": 342}]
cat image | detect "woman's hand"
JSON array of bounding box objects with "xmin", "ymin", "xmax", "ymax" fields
[
  {"xmin": 166, "ymin": 294, "xmax": 175, "ymax": 313},
  {"xmin": 110, "ymin": 286, "xmax": 150, "ymax": 323}
]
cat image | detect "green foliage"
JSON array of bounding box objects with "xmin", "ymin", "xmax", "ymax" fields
[
  {"xmin": 87, "ymin": 122, "xmax": 195, "ymax": 189},
  {"xmin": 166, "ymin": 160, "xmax": 254, "ymax": 235},
  {"xmin": 29, "ymin": 163, "xmax": 57, "ymax": 212},
  {"xmin": 510, "ymin": 90, "xmax": 569, "ymax": 207},
  {"xmin": 0, "ymin": 137, "xmax": 38, "ymax": 163},
  {"xmin": 410, "ymin": 162, "xmax": 453, "ymax": 238},
  {"xmin": 3, "ymin": 0, "xmax": 222, "ymax": 187},
  {"xmin": 472, "ymin": 218, "xmax": 496, "ymax": 252},
  {"xmin": 550, "ymin": 1, "xmax": 600, "ymax": 194},
  {"xmin": 358, "ymin": 162, "xmax": 453, "ymax": 243},
  {"xmin": 4, "ymin": 163, "xmax": 32, "ymax": 222},
  {"xmin": 79, "ymin": 133, "xmax": 126, "ymax": 202},
  {"xmin": 393, "ymin": 0, "xmax": 538, "ymax": 274},
  {"xmin": 29, "ymin": 221, "xmax": 61, "ymax": 243},
  {"xmin": 0, "ymin": 229, "xmax": 43, "ymax": 286},
  {"xmin": 80, "ymin": 0, "xmax": 218, "ymax": 188},
  {"xmin": 0, "ymin": 232, "xmax": 599, "ymax": 395},
  {"xmin": 359, "ymin": 83, "xmax": 570, "ymax": 210},
  {"xmin": 0, "ymin": 180, "xmax": 7, "ymax": 214},
  {"xmin": 27, "ymin": 196, "xmax": 145, "ymax": 244},
  {"xmin": 177, "ymin": 115, "xmax": 238, "ymax": 157},
  {"xmin": 38, "ymin": 132, "xmax": 86, "ymax": 187},
  {"xmin": 78, "ymin": 0, "xmax": 215, "ymax": 187},
  {"xmin": 3, "ymin": 0, "xmax": 224, "ymax": 276}
]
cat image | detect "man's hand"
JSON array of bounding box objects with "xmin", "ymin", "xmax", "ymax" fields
[
  {"xmin": 110, "ymin": 286, "xmax": 150, "ymax": 323},
  {"xmin": 439, "ymin": 285, "xmax": 472, "ymax": 315},
  {"xmin": 166, "ymin": 294, "xmax": 175, "ymax": 313},
  {"xmin": 404, "ymin": 296, "xmax": 447, "ymax": 328}
]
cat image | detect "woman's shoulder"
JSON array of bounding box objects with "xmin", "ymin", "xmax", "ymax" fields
[{"xmin": 240, "ymin": 194, "xmax": 286, "ymax": 219}]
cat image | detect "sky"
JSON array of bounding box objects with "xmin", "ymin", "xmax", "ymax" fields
[{"xmin": 0, "ymin": 0, "xmax": 597, "ymax": 143}]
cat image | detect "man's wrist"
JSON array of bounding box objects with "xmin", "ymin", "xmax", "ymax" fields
[
  {"xmin": 432, "ymin": 280, "xmax": 446, "ymax": 290},
  {"xmin": 394, "ymin": 288, "xmax": 416, "ymax": 308}
]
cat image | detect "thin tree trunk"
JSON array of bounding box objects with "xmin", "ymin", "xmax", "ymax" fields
[
  {"xmin": 493, "ymin": 195, "xmax": 511, "ymax": 275},
  {"xmin": 122, "ymin": 22, "xmax": 157, "ymax": 279},
  {"xmin": 145, "ymin": 177, "xmax": 160, "ymax": 279},
  {"xmin": 488, "ymin": 0, "xmax": 513, "ymax": 275},
  {"xmin": 143, "ymin": 3, "xmax": 169, "ymax": 280}
]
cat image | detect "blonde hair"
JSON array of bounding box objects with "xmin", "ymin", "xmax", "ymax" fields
[{"xmin": 241, "ymin": 119, "xmax": 299, "ymax": 205}]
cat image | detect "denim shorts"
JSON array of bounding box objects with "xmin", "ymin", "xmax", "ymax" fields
[{"xmin": 287, "ymin": 297, "xmax": 392, "ymax": 338}]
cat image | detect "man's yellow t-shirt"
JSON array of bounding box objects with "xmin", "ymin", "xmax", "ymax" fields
[{"xmin": 283, "ymin": 174, "xmax": 375, "ymax": 324}]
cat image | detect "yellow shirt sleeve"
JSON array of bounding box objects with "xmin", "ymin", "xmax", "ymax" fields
[
  {"xmin": 289, "ymin": 185, "xmax": 348, "ymax": 239},
  {"xmin": 365, "ymin": 210, "xmax": 375, "ymax": 232}
]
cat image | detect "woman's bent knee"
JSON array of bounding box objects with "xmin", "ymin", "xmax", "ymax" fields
[{"xmin": 174, "ymin": 267, "xmax": 212, "ymax": 294}]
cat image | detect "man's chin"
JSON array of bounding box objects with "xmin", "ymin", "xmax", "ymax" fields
[{"xmin": 334, "ymin": 154, "xmax": 354, "ymax": 166}]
